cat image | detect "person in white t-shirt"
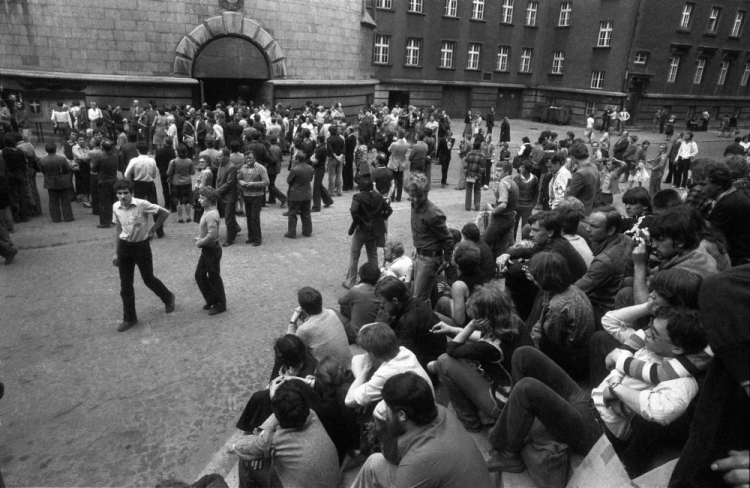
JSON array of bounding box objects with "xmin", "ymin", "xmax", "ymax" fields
[
  {"xmin": 381, "ymin": 239, "xmax": 413, "ymax": 284},
  {"xmin": 585, "ymin": 114, "xmax": 595, "ymax": 143}
]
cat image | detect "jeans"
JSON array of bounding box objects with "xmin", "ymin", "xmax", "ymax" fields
[
  {"xmin": 312, "ymin": 165, "xmax": 333, "ymax": 209},
  {"xmin": 412, "ymin": 254, "xmax": 441, "ymax": 302},
  {"xmin": 389, "ymin": 170, "xmax": 403, "ymax": 201},
  {"xmin": 8, "ymin": 172, "xmax": 28, "ymax": 221},
  {"xmin": 223, "ymin": 200, "xmax": 241, "ymax": 243},
  {"xmin": 488, "ymin": 346, "xmax": 600, "ymax": 455},
  {"xmin": 345, "ymin": 229, "xmax": 378, "ymax": 286},
  {"xmin": 266, "ymin": 173, "xmax": 287, "ymax": 204},
  {"xmin": 328, "ymin": 156, "xmax": 343, "ymax": 195},
  {"xmin": 343, "ymin": 154, "xmax": 354, "ymax": 191},
  {"xmin": 243, "ymin": 195, "xmax": 264, "ymax": 244},
  {"xmin": 75, "ymin": 164, "xmax": 90, "ymax": 196},
  {"xmin": 48, "ymin": 188, "xmax": 74, "ymax": 223},
  {"xmin": 99, "ymin": 182, "xmax": 117, "ymax": 226},
  {"xmin": 133, "ymin": 180, "xmax": 164, "ymax": 237},
  {"xmin": 513, "ymin": 205, "xmax": 533, "ymax": 240},
  {"xmin": 436, "ymin": 354, "xmax": 500, "ymax": 430},
  {"xmin": 287, "ymin": 199, "xmax": 312, "ymax": 237},
  {"xmin": 456, "ymin": 163, "xmax": 466, "ymax": 189},
  {"xmin": 117, "ymin": 239, "xmax": 172, "ymax": 323},
  {"xmin": 465, "ymin": 180, "xmax": 482, "ymax": 210},
  {"xmin": 159, "ymin": 172, "xmax": 172, "ymax": 209},
  {"xmin": 589, "ymin": 330, "xmax": 621, "ymax": 386},
  {"xmin": 440, "ymin": 161, "xmax": 450, "ymax": 185},
  {"xmin": 424, "ymin": 161, "xmax": 432, "ymax": 190},
  {"xmin": 195, "ymin": 245, "xmax": 226, "ymax": 310}
]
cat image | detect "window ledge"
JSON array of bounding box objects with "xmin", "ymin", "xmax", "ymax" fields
[
  {"xmin": 407, "ymin": 11, "xmax": 425, "ymax": 16},
  {"xmin": 703, "ymin": 31, "xmax": 718, "ymax": 37},
  {"xmin": 494, "ymin": 69, "xmax": 510, "ymax": 73},
  {"xmin": 465, "ymin": 68, "xmax": 482, "ymax": 72},
  {"xmin": 443, "ymin": 15, "xmax": 460, "ymax": 20},
  {"xmin": 676, "ymin": 28, "xmax": 692, "ymax": 34},
  {"xmin": 376, "ymin": 8, "xmax": 395, "ymax": 12},
  {"xmin": 499, "ymin": 22, "xmax": 515, "ymax": 26},
  {"xmin": 555, "ymin": 25, "xmax": 571, "ymax": 29},
  {"xmin": 593, "ymin": 45, "xmax": 612, "ymax": 50},
  {"xmin": 372, "ymin": 63, "xmax": 393, "ymax": 67},
  {"xmin": 549, "ymin": 72, "xmax": 564, "ymax": 76},
  {"xmin": 437, "ymin": 66, "xmax": 456, "ymax": 71},
  {"xmin": 728, "ymin": 35, "xmax": 743, "ymax": 40},
  {"xmin": 524, "ymin": 24, "xmax": 538, "ymax": 29},
  {"xmin": 403, "ymin": 64, "xmax": 423, "ymax": 69},
  {"xmin": 517, "ymin": 71, "xmax": 533, "ymax": 75},
  {"xmin": 470, "ymin": 18, "xmax": 487, "ymax": 23}
]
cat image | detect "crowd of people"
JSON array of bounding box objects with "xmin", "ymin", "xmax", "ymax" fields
[{"xmin": 1, "ymin": 96, "xmax": 750, "ymax": 488}]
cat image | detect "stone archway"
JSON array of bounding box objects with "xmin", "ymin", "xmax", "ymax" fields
[{"xmin": 173, "ymin": 12, "xmax": 287, "ymax": 79}]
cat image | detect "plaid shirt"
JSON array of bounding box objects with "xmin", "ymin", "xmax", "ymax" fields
[{"xmin": 684, "ymin": 184, "xmax": 712, "ymax": 218}]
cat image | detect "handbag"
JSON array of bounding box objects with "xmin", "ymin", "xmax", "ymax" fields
[
  {"xmin": 184, "ymin": 135, "xmax": 195, "ymax": 148},
  {"xmin": 191, "ymin": 188, "xmax": 201, "ymax": 208}
]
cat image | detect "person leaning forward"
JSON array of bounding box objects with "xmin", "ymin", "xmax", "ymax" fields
[{"xmin": 111, "ymin": 179, "xmax": 175, "ymax": 332}]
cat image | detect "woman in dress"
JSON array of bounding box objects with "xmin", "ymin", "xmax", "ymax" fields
[
  {"xmin": 151, "ymin": 107, "xmax": 169, "ymax": 150},
  {"xmin": 166, "ymin": 144, "xmax": 195, "ymax": 223}
]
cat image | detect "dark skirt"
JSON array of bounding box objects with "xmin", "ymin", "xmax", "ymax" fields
[{"xmin": 171, "ymin": 183, "xmax": 192, "ymax": 205}]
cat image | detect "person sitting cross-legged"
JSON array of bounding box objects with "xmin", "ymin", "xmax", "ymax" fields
[{"xmin": 338, "ymin": 262, "xmax": 382, "ymax": 344}]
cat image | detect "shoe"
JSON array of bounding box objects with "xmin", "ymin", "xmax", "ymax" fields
[
  {"xmin": 4, "ymin": 250, "xmax": 17, "ymax": 265},
  {"xmin": 486, "ymin": 449, "xmax": 525, "ymax": 473},
  {"xmin": 117, "ymin": 320, "xmax": 138, "ymax": 332},
  {"xmin": 96, "ymin": 224, "xmax": 110, "ymax": 228},
  {"xmin": 441, "ymin": 183, "xmax": 448, "ymax": 188},
  {"xmin": 82, "ymin": 201, "xmax": 92, "ymax": 208},
  {"xmin": 310, "ymin": 208, "xmax": 320, "ymax": 213},
  {"xmin": 165, "ymin": 293, "xmax": 175, "ymax": 313},
  {"xmin": 245, "ymin": 239, "xmax": 253, "ymax": 244},
  {"xmin": 284, "ymin": 232, "xmax": 295, "ymax": 239},
  {"xmin": 203, "ymin": 303, "xmax": 213, "ymax": 310},
  {"xmin": 282, "ymin": 211, "xmax": 291, "ymax": 217},
  {"xmin": 177, "ymin": 219, "xmax": 184, "ymax": 223},
  {"xmin": 336, "ymin": 193, "xmax": 342, "ymax": 197},
  {"xmin": 222, "ymin": 241, "xmax": 234, "ymax": 247},
  {"xmin": 253, "ymin": 242, "xmax": 261, "ymax": 247},
  {"xmin": 208, "ymin": 308, "xmax": 225, "ymax": 316},
  {"xmin": 280, "ymin": 201, "xmax": 287, "ymax": 209},
  {"xmin": 302, "ymin": 233, "xmax": 311, "ymax": 237},
  {"xmin": 186, "ymin": 218, "xmax": 191, "ymax": 223},
  {"xmin": 324, "ymin": 203, "xmax": 333, "ymax": 208}
]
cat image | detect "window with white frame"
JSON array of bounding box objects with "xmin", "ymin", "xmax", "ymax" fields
[
  {"xmin": 472, "ymin": 0, "xmax": 485, "ymax": 20},
  {"xmin": 585, "ymin": 101, "xmax": 596, "ymax": 116},
  {"xmin": 742, "ymin": 61, "xmax": 750, "ymax": 86},
  {"xmin": 408, "ymin": 0, "xmax": 423, "ymax": 13},
  {"xmin": 445, "ymin": 0, "xmax": 458, "ymax": 17},
  {"xmin": 376, "ymin": 0, "xmax": 392, "ymax": 9},
  {"xmin": 501, "ymin": 0, "xmax": 514, "ymax": 24},
  {"xmin": 717, "ymin": 61, "xmax": 730, "ymax": 85},
  {"xmin": 559, "ymin": 2, "xmax": 572, "ymax": 27},
  {"xmin": 680, "ymin": 3, "xmax": 693, "ymax": 29},
  {"xmin": 467, "ymin": 43, "xmax": 481, "ymax": 69},
  {"xmin": 405, "ymin": 38, "xmax": 422, "ymax": 66},
  {"xmin": 496, "ymin": 46, "xmax": 510, "ymax": 71},
  {"xmin": 634, "ymin": 51, "xmax": 648, "ymax": 64},
  {"xmin": 526, "ymin": 2, "xmax": 538, "ymax": 26},
  {"xmin": 706, "ymin": 7, "xmax": 721, "ymax": 32},
  {"xmin": 440, "ymin": 41, "xmax": 455, "ymax": 68},
  {"xmin": 667, "ymin": 56, "xmax": 680, "ymax": 82},
  {"xmin": 597, "ymin": 21, "xmax": 613, "ymax": 47},
  {"xmin": 373, "ymin": 35, "xmax": 390, "ymax": 64},
  {"xmin": 694, "ymin": 58, "xmax": 706, "ymax": 84},
  {"xmin": 731, "ymin": 11, "xmax": 745, "ymax": 36},
  {"xmin": 590, "ymin": 70, "xmax": 605, "ymax": 89},
  {"xmin": 520, "ymin": 48, "xmax": 532, "ymax": 72},
  {"xmin": 552, "ymin": 51, "xmax": 564, "ymax": 74}
]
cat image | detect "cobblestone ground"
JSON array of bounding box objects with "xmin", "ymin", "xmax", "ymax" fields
[{"xmin": 0, "ymin": 119, "xmax": 734, "ymax": 487}]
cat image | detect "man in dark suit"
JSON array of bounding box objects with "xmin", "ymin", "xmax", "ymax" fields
[
  {"xmin": 703, "ymin": 161, "xmax": 750, "ymax": 266},
  {"xmin": 285, "ymin": 153, "xmax": 314, "ymax": 239},
  {"xmin": 343, "ymin": 125, "xmax": 357, "ymax": 191},
  {"xmin": 215, "ymin": 148, "xmax": 241, "ymax": 246}
]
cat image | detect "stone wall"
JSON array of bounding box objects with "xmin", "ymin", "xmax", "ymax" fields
[{"xmin": 0, "ymin": 0, "xmax": 371, "ymax": 81}]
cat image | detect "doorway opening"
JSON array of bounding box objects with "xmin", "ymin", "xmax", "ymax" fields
[
  {"xmin": 199, "ymin": 79, "xmax": 266, "ymax": 107},
  {"xmin": 388, "ymin": 91, "xmax": 410, "ymax": 110}
]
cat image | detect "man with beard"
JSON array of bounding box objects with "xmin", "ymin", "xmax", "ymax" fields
[{"xmin": 352, "ymin": 372, "xmax": 493, "ymax": 488}]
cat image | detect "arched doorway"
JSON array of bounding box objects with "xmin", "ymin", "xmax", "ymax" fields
[{"xmin": 174, "ymin": 12, "xmax": 287, "ymax": 107}]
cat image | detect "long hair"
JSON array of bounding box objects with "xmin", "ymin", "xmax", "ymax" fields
[{"xmin": 466, "ymin": 281, "xmax": 519, "ymax": 341}]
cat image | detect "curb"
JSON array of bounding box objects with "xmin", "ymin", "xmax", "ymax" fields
[{"xmin": 197, "ymin": 431, "xmax": 243, "ymax": 481}]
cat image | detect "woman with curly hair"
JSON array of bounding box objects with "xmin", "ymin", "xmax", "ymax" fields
[{"xmin": 431, "ymin": 281, "xmax": 532, "ymax": 431}]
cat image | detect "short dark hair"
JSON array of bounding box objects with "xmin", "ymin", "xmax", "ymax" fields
[
  {"xmin": 44, "ymin": 142, "xmax": 57, "ymax": 153},
  {"xmin": 724, "ymin": 155, "xmax": 750, "ymax": 180},
  {"xmin": 528, "ymin": 251, "xmax": 573, "ymax": 294},
  {"xmin": 198, "ymin": 185, "xmax": 218, "ymax": 203},
  {"xmin": 496, "ymin": 160, "xmax": 512, "ymax": 175},
  {"xmin": 271, "ymin": 382, "xmax": 310, "ymax": 430},
  {"xmin": 529, "ymin": 211, "xmax": 562, "ymax": 237},
  {"xmin": 176, "ymin": 144, "xmax": 188, "ymax": 158},
  {"xmin": 375, "ymin": 276, "xmax": 410, "ymax": 302},
  {"xmin": 358, "ymin": 262, "xmax": 381, "ymax": 285},
  {"xmin": 550, "ymin": 154, "xmax": 566, "ymax": 167},
  {"xmin": 382, "ymin": 372, "xmax": 438, "ymax": 426},
  {"xmin": 461, "ymin": 222, "xmax": 481, "ymax": 243},
  {"xmin": 591, "ymin": 205, "xmax": 622, "ymax": 234},
  {"xmin": 297, "ymin": 287, "xmax": 323, "ymax": 315},
  {"xmin": 454, "ymin": 242, "xmax": 481, "ymax": 275},
  {"xmin": 703, "ymin": 162, "xmax": 733, "ymax": 192},
  {"xmin": 358, "ymin": 177, "xmax": 374, "ymax": 192},
  {"xmin": 449, "ymin": 228, "xmax": 462, "ymax": 246},
  {"xmin": 229, "ymin": 139, "xmax": 241, "ymax": 153},
  {"xmin": 651, "ymin": 189, "xmax": 683, "ymax": 212},
  {"xmin": 274, "ymin": 334, "xmax": 306, "ymax": 368},
  {"xmin": 113, "ymin": 179, "xmax": 134, "ymax": 193},
  {"xmin": 569, "ymin": 142, "xmax": 589, "ymax": 160},
  {"xmin": 357, "ymin": 322, "xmax": 400, "ymax": 360},
  {"xmin": 127, "ymin": 131, "xmax": 138, "ymax": 142},
  {"xmin": 656, "ymin": 307, "xmax": 707, "ymax": 355},
  {"xmin": 558, "ymin": 207, "xmax": 581, "ymax": 235},
  {"xmin": 521, "ymin": 160, "xmax": 533, "ymax": 172},
  {"xmin": 136, "ymin": 141, "xmax": 149, "ymax": 154},
  {"xmin": 649, "ymin": 268, "xmax": 702, "ymax": 309},
  {"xmin": 621, "ymin": 187, "xmax": 652, "ymax": 213},
  {"xmin": 651, "ymin": 206, "xmax": 702, "ymax": 251}
]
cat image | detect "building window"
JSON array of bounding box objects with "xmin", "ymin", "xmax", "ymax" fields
[
  {"xmin": 440, "ymin": 41, "xmax": 455, "ymax": 68},
  {"xmin": 408, "ymin": 0, "xmax": 423, "ymax": 13},
  {"xmin": 694, "ymin": 58, "xmax": 706, "ymax": 84},
  {"xmin": 731, "ymin": 11, "xmax": 745, "ymax": 37},
  {"xmin": 590, "ymin": 70, "xmax": 605, "ymax": 89},
  {"xmin": 496, "ymin": 46, "xmax": 510, "ymax": 71},
  {"xmin": 667, "ymin": 56, "xmax": 680, "ymax": 82},
  {"xmin": 597, "ymin": 21, "xmax": 613, "ymax": 47},
  {"xmin": 552, "ymin": 51, "xmax": 564, "ymax": 74},
  {"xmin": 375, "ymin": 0, "xmax": 392, "ymax": 9},
  {"xmin": 520, "ymin": 48, "xmax": 533, "ymax": 72},
  {"xmin": 680, "ymin": 3, "xmax": 693, "ymax": 29},
  {"xmin": 585, "ymin": 101, "xmax": 596, "ymax": 115},
  {"xmin": 405, "ymin": 38, "xmax": 422, "ymax": 66},
  {"xmin": 373, "ymin": 35, "xmax": 390, "ymax": 64},
  {"xmin": 706, "ymin": 7, "xmax": 721, "ymax": 33},
  {"xmin": 467, "ymin": 43, "xmax": 481, "ymax": 69},
  {"xmin": 526, "ymin": 2, "xmax": 538, "ymax": 26},
  {"xmin": 501, "ymin": 0, "xmax": 514, "ymax": 24},
  {"xmin": 742, "ymin": 61, "xmax": 750, "ymax": 86},
  {"xmin": 558, "ymin": 2, "xmax": 572, "ymax": 27},
  {"xmin": 634, "ymin": 51, "xmax": 648, "ymax": 64},
  {"xmin": 445, "ymin": 0, "xmax": 458, "ymax": 17},
  {"xmin": 472, "ymin": 0, "xmax": 485, "ymax": 20},
  {"xmin": 717, "ymin": 61, "xmax": 729, "ymax": 85}
]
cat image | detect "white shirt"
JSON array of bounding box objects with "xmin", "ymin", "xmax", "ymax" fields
[
  {"xmin": 550, "ymin": 167, "xmax": 572, "ymax": 209},
  {"xmin": 676, "ymin": 141, "xmax": 698, "ymax": 160},
  {"xmin": 383, "ymin": 255, "xmax": 414, "ymax": 283},
  {"xmin": 88, "ymin": 108, "xmax": 102, "ymax": 122},
  {"xmin": 112, "ymin": 197, "xmax": 164, "ymax": 242},
  {"xmin": 124, "ymin": 154, "xmax": 158, "ymax": 182},
  {"xmin": 586, "ymin": 117, "xmax": 594, "ymax": 130}
]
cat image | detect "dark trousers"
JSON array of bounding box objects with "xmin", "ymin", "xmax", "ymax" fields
[
  {"xmin": 90, "ymin": 174, "xmax": 99, "ymax": 215},
  {"xmin": 440, "ymin": 161, "xmax": 450, "ymax": 185},
  {"xmin": 75, "ymin": 162, "xmax": 90, "ymax": 196},
  {"xmin": 222, "ymin": 200, "xmax": 241, "ymax": 243},
  {"xmin": 117, "ymin": 239, "xmax": 172, "ymax": 322},
  {"xmin": 312, "ymin": 166, "xmax": 333, "ymax": 210},
  {"xmin": 389, "ymin": 170, "xmax": 403, "ymax": 201},
  {"xmin": 513, "ymin": 205, "xmax": 534, "ymax": 240},
  {"xmin": 48, "ymin": 188, "xmax": 74, "ymax": 222},
  {"xmin": 99, "ymin": 181, "xmax": 117, "ymax": 226},
  {"xmin": 484, "ymin": 214, "xmax": 515, "ymax": 258},
  {"xmin": 266, "ymin": 173, "xmax": 287, "ymax": 204},
  {"xmin": 664, "ymin": 159, "xmax": 677, "ymax": 184},
  {"xmin": 488, "ymin": 346, "xmax": 601, "ymax": 456},
  {"xmin": 343, "ymin": 155, "xmax": 354, "ymax": 191},
  {"xmin": 589, "ymin": 330, "xmax": 621, "ymax": 386},
  {"xmin": 243, "ymin": 195, "xmax": 264, "ymax": 244},
  {"xmin": 673, "ymin": 157, "xmax": 691, "ymax": 188},
  {"xmin": 195, "ymin": 245, "xmax": 226, "ymax": 310},
  {"xmin": 133, "ymin": 180, "xmax": 164, "ymax": 237},
  {"xmin": 159, "ymin": 172, "xmax": 172, "ymax": 210},
  {"xmin": 287, "ymin": 199, "xmax": 312, "ymax": 237},
  {"xmin": 8, "ymin": 172, "xmax": 29, "ymax": 221}
]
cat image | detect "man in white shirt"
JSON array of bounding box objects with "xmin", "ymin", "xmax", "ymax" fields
[
  {"xmin": 88, "ymin": 102, "xmax": 103, "ymax": 134},
  {"xmin": 548, "ymin": 154, "xmax": 571, "ymax": 209},
  {"xmin": 124, "ymin": 141, "xmax": 164, "ymax": 237},
  {"xmin": 674, "ymin": 132, "xmax": 698, "ymax": 189},
  {"xmin": 382, "ymin": 239, "xmax": 413, "ymax": 283}
]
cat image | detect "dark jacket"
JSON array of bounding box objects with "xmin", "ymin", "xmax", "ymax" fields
[
  {"xmin": 215, "ymin": 161, "xmax": 238, "ymax": 203},
  {"xmin": 388, "ymin": 297, "xmax": 446, "ymax": 370},
  {"xmin": 574, "ymin": 233, "xmax": 628, "ymax": 310},
  {"xmin": 40, "ymin": 154, "xmax": 73, "ymax": 190},
  {"xmin": 350, "ymin": 191, "xmax": 392, "ymax": 240},
  {"xmin": 508, "ymin": 235, "xmax": 588, "ymax": 282},
  {"xmin": 326, "ymin": 134, "xmax": 345, "ymax": 157},
  {"xmin": 565, "ymin": 164, "xmax": 600, "ymax": 216},
  {"xmin": 287, "ymin": 162, "xmax": 314, "ymax": 201},
  {"xmin": 243, "ymin": 141, "xmax": 272, "ymax": 167},
  {"xmin": 708, "ymin": 190, "xmax": 750, "ymax": 266}
]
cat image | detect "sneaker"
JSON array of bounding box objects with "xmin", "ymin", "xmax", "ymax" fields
[
  {"xmin": 486, "ymin": 449, "xmax": 525, "ymax": 473},
  {"xmin": 165, "ymin": 293, "xmax": 175, "ymax": 313},
  {"xmin": 117, "ymin": 320, "xmax": 138, "ymax": 332}
]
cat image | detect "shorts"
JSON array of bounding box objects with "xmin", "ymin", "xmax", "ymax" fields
[{"xmin": 171, "ymin": 183, "xmax": 192, "ymax": 205}]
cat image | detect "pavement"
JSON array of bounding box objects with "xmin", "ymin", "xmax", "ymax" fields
[{"xmin": 0, "ymin": 119, "xmax": 737, "ymax": 487}]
